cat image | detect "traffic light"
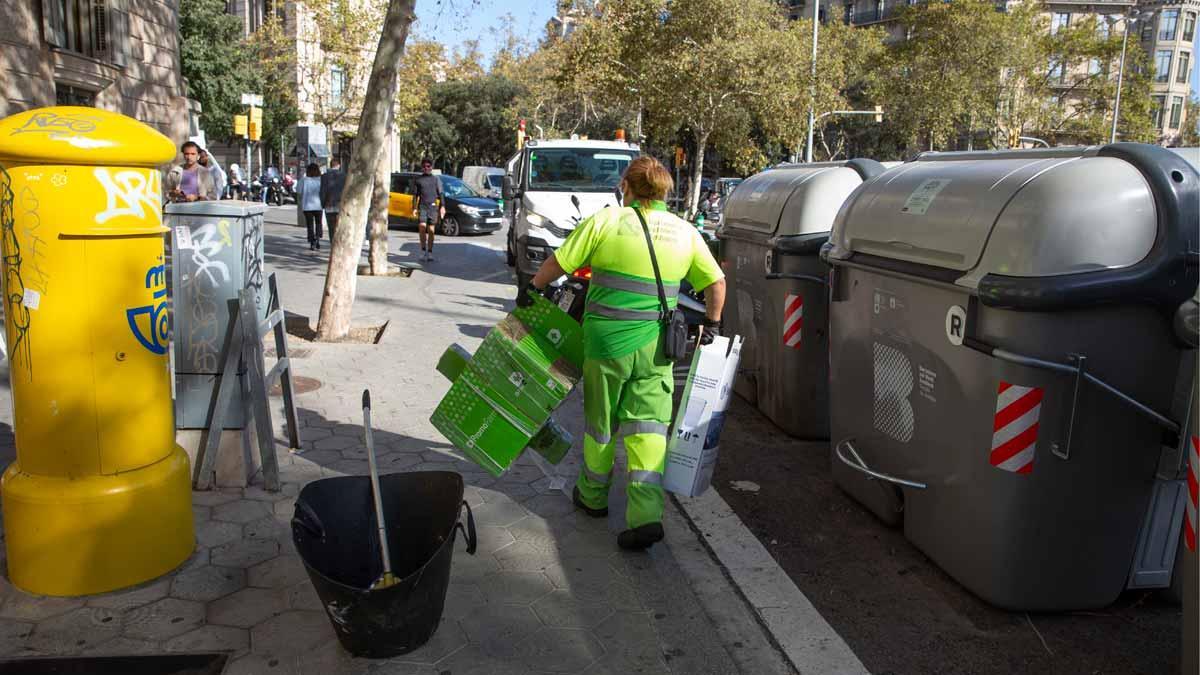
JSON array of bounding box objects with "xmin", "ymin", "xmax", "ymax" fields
[
  {"xmin": 248, "ymin": 120, "xmax": 261, "ymax": 141},
  {"xmin": 234, "ymin": 115, "xmax": 248, "ymax": 137},
  {"xmin": 675, "ymin": 147, "xmax": 685, "ymax": 166}
]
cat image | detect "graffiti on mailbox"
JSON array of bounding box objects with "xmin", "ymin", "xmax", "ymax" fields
[
  {"xmin": 127, "ymin": 262, "xmax": 169, "ymax": 355},
  {"xmin": 0, "ymin": 168, "xmax": 32, "ymax": 379},
  {"xmin": 94, "ymin": 168, "xmax": 162, "ymax": 225},
  {"xmin": 10, "ymin": 111, "xmax": 100, "ymax": 137}
]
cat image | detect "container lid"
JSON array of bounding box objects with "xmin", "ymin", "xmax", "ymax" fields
[
  {"xmin": 722, "ymin": 161, "xmax": 880, "ymax": 237},
  {"xmin": 827, "ymin": 148, "xmax": 1157, "ymax": 278},
  {"xmin": 0, "ymin": 106, "xmax": 176, "ymax": 167},
  {"xmin": 165, "ymin": 200, "xmax": 268, "ymax": 217}
]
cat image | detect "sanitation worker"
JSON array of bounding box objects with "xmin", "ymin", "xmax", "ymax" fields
[{"xmin": 520, "ymin": 156, "xmax": 726, "ymax": 550}]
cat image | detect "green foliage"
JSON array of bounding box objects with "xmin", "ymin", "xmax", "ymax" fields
[
  {"xmin": 410, "ymin": 76, "xmax": 525, "ymax": 171},
  {"xmin": 179, "ymin": 0, "xmax": 260, "ymax": 143}
]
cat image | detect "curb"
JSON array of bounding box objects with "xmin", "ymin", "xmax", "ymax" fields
[{"xmin": 672, "ymin": 489, "xmax": 870, "ymax": 675}]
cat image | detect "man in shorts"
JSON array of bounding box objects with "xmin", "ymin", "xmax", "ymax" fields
[{"xmin": 412, "ymin": 158, "xmax": 444, "ymax": 262}]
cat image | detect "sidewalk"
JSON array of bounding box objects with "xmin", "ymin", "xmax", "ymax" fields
[{"xmin": 0, "ymin": 212, "xmax": 825, "ymax": 674}]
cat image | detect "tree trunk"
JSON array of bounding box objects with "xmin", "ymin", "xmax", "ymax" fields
[
  {"xmin": 367, "ymin": 127, "xmax": 391, "ymax": 275},
  {"xmin": 315, "ymin": 0, "xmax": 415, "ymax": 341},
  {"xmin": 686, "ymin": 131, "xmax": 709, "ymax": 220}
]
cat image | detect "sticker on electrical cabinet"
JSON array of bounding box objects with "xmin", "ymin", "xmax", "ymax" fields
[
  {"xmin": 901, "ymin": 179, "xmax": 950, "ymax": 215},
  {"xmin": 174, "ymin": 226, "xmax": 194, "ymax": 250}
]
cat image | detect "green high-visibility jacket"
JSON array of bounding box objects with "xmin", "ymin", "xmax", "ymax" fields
[{"xmin": 554, "ymin": 200, "xmax": 724, "ymax": 360}]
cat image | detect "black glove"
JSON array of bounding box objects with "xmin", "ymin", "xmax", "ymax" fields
[
  {"xmin": 700, "ymin": 319, "xmax": 720, "ymax": 345},
  {"xmin": 517, "ymin": 284, "xmax": 539, "ymax": 308}
]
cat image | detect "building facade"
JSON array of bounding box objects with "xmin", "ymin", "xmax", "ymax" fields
[
  {"xmin": 786, "ymin": 0, "xmax": 1197, "ymax": 144},
  {"xmin": 0, "ymin": 0, "xmax": 191, "ymax": 145}
]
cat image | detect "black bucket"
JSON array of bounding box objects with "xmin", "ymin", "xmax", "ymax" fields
[{"xmin": 291, "ymin": 471, "xmax": 477, "ymax": 658}]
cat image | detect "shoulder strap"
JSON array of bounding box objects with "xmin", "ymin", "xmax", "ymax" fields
[{"xmin": 631, "ymin": 207, "xmax": 670, "ymax": 321}]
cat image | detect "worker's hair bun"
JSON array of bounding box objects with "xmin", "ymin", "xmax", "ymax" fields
[{"xmin": 622, "ymin": 156, "xmax": 673, "ymax": 201}]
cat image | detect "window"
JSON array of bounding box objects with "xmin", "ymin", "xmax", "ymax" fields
[
  {"xmin": 1160, "ymin": 9, "xmax": 1179, "ymax": 41},
  {"xmin": 875, "ymin": 0, "xmax": 885, "ymax": 22},
  {"xmin": 844, "ymin": 2, "xmax": 851, "ymax": 24},
  {"xmin": 1185, "ymin": 13, "xmax": 1196, "ymax": 42},
  {"xmin": 1170, "ymin": 96, "xmax": 1184, "ymax": 129},
  {"xmin": 1142, "ymin": 20, "xmax": 1154, "ymax": 41},
  {"xmin": 1178, "ymin": 52, "xmax": 1191, "ymax": 84},
  {"xmin": 1052, "ymin": 12, "xmax": 1070, "ymax": 35},
  {"xmin": 55, "ymin": 83, "xmax": 96, "ymax": 106},
  {"xmin": 41, "ymin": 0, "xmax": 129, "ymax": 65},
  {"xmin": 1088, "ymin": 58, "xmax": 1102, "ymax": 76},
  {"xmin": 1049, "ymin": 59, "xmax": 1065, "ymax": 83},
  {"xmin": 1152, "ymin": 96, "xmax": 1166, "ymax": 128},
  {"xmin": 1155, "ymin": 49, "xmax": 1173, "ymax": 82},
  {"xmin": 1097, "ymin": 16, "xmax": 1111, "ymax": 39},
  {"xmin": 330, "ymin": 65, "xmax": 346, "ymax": 107}
]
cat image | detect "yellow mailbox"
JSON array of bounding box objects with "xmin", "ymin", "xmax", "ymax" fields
[{"xmin": 0, "ymin": 106, "xmax": 194, "ymax": 596}]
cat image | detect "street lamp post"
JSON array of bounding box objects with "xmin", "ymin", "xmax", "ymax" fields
[
  {"xmin": 805, "ymin": 0, "xmax": 820, "ymax": 163},
  {"xmin": 1110, "ymin": 10, "xmax": 1155, "ymax": 144}
]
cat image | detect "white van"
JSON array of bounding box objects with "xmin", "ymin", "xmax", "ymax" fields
[
  {"xmin": 502, "ymin": 139, "xmax": 640, "ymax": 287},
  {"xmin": 462, "ymin": 166, "xmax": 504, "ymax": 199}
]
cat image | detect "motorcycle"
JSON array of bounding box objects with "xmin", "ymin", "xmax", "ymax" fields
[
  {"xmin": 281, "ymin": 172, "xmax": 297, "ymax": 204},
  {"xmin": 259, "ymin": 173, "xmax": 284, "ymax": 206}
]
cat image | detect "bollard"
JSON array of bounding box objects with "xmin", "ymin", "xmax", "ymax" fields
[{"xmin": 0, "ymin": 106, "xmax": 194, "ymax": 596}]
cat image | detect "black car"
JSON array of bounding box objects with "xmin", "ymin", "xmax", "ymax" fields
[{"xmin": 388, "ymin": 173, "xmax": 503, "ymax": 236}]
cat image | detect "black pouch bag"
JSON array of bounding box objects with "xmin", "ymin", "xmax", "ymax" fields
[{"xmin": 633, "ymin": 208, "xmax": 689, "ymax": 362}]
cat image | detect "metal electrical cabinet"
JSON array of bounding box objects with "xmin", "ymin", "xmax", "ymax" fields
[
  {"xmin": 165, "ymin": 200, "xmax": 268, "ymax": 429},
  {"xmin": 823, "ymin": 144, "xmax": 1198, "ymax": 611},
  {"xmin": 719, "ymin": 159, "xmax": 884, "ymax": 439}
]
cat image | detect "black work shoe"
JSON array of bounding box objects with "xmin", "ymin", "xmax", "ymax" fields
[
  {"xmin": 618, "ymin": 522, "xmax": 664, "ymax": 551},
  {"xmin": 572, "ymin": 487, "xmax": 608, "ymax": 518}
]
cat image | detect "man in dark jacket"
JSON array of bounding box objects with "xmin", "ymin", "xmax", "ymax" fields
[{"xmin": 320, "ymin": 158, "xmax": 347, "ymax": 242}]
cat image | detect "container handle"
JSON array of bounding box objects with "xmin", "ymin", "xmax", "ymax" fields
[
  {"xmin": 835, "ymin": 439, "xmax": 927, "ymax": 490},
  {"xmin": 764, "ymin": 272, "xmax": 827, "ymax": 285},
  {"xmin": 292, "ymin": 500, "xmax": 325, "ymax": 539},
  {"xmin": 456, "ymin": 500, "xmax": 478, "ymax": 555}
]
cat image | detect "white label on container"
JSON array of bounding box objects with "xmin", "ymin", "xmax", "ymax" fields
[
  {"xmin": 21, "ymin": 289, "xmax": 40, "ymax": 310},
  {"xmin": 945, "ymin": 305, "xmax": 967, "ymax": 346},
  {"xmin": 175, "ymin": 226, "xmax": 194, "ymax": 250},
  {"xmin": 901, "ymin": 179, "xmax": 950, "ymax": 215}
]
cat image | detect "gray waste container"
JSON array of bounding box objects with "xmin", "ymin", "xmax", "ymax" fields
[
  {"xmin": 822, "ymin": 143, "xmax": 1198, "ymax": 611},
  {"xmin": 719, "ymin": 159, "xmax": 884, "ymax": 438},
  {"xmin": 165, "ymin": 201, "xmax": 268, "ymax": 428}
]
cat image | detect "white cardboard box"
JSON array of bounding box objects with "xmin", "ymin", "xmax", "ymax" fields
[{"xmin": 663, "ymin": 335, "xmax": 743, "ymax": 497}]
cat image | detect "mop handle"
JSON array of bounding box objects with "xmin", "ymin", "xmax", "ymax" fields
[{"xmin": 363, "ymin": 390, "xmax": 393, "ymax": 576}]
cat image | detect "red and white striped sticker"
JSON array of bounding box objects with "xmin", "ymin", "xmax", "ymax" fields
[
  {"xmin": 1186, "ymin": 436, "xmax": 1198, "ymax": 552},
  {"xmin": 783, "ymin": 294, "xmax": 803, "ymax": 349},
  {"xmin": 990, "ymin": 382, "xmax": 1044, "ymax": 474}
]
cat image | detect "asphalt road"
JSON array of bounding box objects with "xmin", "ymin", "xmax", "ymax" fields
[{"xmin": 712, "ymin": 396, "xmax": 1181, "ymax": 675}]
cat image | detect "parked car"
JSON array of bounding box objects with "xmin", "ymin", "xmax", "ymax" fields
[{"xmin": 387, "ymin": 172, "xmax": 503, "ymax": 236}]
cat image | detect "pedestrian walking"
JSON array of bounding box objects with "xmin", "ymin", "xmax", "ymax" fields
[
  {"xmin": 228, "ymin": 162, "xmax": 244, "ymax": 199},
  {"xmin": 297, "ymin": 163, "xmax": 324, "ymax": 251},
  {"xmin": 521, "ymin": 156, "xmax": 727, "ymax": 551},
  {"xmin": 166, "ymin": 141, "xmax": 216, "ymax": 202},
  {"xmin": 320, "ymin": 158, "xmax": 347, "ymax": 243},
  {"xmin": 412, "ymin": 158, "xmax": 444, "ymax": 262}
]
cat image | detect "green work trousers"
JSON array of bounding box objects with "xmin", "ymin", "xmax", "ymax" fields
[{"xmin": 575, "ymin": 338, "xmax": 673, "ymax": 529}]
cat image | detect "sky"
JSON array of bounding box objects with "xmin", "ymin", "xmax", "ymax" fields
[{"xmin": 413, "ymin": 0, "xmax": 557, "ymax": 66}]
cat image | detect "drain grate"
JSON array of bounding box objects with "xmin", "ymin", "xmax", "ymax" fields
[
  {"xmin": 271, "ymin": 375, "xmax": 322, "ymax": 396},
  {"xmin": 0, "ymin": 653, "xmax": 229, "ymax": 675}
]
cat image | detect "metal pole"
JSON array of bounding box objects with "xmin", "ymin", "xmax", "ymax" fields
[
  {"xmin": 805, "ymin": 0, "xmax": 819, "ymax": 163},
  {"xmin": 1111, "ymin": 19, "xmax": 1130, "ymax": 144}
]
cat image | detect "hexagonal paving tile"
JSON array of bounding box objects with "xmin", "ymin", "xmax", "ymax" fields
[
  {"xmin": 273, "ymin": 498, "xmax": 298, "ymax": 519},
  {"xmin": 514, "ymin": 627, "xmax": 605, "ymax": 673},
  {"xmin": 295, "ymin": 640, "xmax": 372, "ymax": 675},
  {"xmin": 211, "ymin": 538, "xmax": 279, "ymax": 569},
  {"xmin": 544, "ymin": 557, "xmax": 627, "ymax": 601},
  {"xmin": 497, "ymin": 465, "xmax": 543, "ymax": 486},
  {"xmin": 214, "ymin": 500, "xmax": 273, "ymax": 525},
  {"xmin": 0, "ymin": 592, "xmax": 83, "ymax": 622},
  {"xmin": 506, "ymin": 518, "xmax": 573, "ymax": 554},
  {"xmin": 493, "ymin": 542, "xmax": 562, "ymax": 573},
  {"xmin": 532, "ymin": 590, "xmax": 615, "ymax": 629},
  {"xmin": 522, "ymin": 495, "xmax": 577, "ymax": 520},
  {"xmin": 440, "ymin": 584, "xmax": 484, "ymax": 622},
  {"xmin": 480, "ymin": 571, "xmax": 554, "ymax": 606},
  {"xmin": 192, "ymin": 490, "xmax": 241, "ymax": 507},
  {"xmin": 366, "ymin": 660, "xmax": 438, "ymax": 675},
  {"xmin": 449, "ymin": 551, "xmax": 501, "ymax": 585},
  {"xmin": 458, "ymin": 604, "xmax": 543, "ymax": 659},
  {"xmin": 0, "ymin": 618, "xmax": 33, "ymax": 654},
  {"xmin": 328, "ymin": 459, "xmax": 367, "ymax": 476},
  {"xmin": 208, "ymin": 587, "xmax": 289, "ymax": 628},
  {"xmin": 250, "ymin": 610, "xmax": 334, "ymax": 656},
  {"xmin": 470, "ymin": 497, "xmax": 530, "ymax": 528},
  {"xmin": 389, "ymin": 620, "xmax": 467, "ymax": 665},
  {"xmin": 381, "ymin": 454, "xmax": 423, "ymax": 470},
  {"xmin": 224, "ymin": 652, "xmax": 301, "ymax": 675},
  {"xmin": 87, "ymin": 577, "xmax": 171, "ymax": 612},
  {"xmin": 583, "ymin": 641, "xmax": 671, "ymax": 675},
  {"xmin": 244, "ymin": 515, "xmax": 290, "ymax": 543},
  {"xmin": 329, "ymin": 423, "xmax": 362, "ymax": 438},
  {"xmin": 164, "ymin": 624, "xmax": 250, "ymax": 655},
  {"xmin": 123, "ymin": 598, "xmax": 205, "ymax": 641},
  {"xmin": 170, "ymin": 565, "xmax": 246, "ymax": 602},
  {"xmin": 83, "ymin": 636, "xmax": 159, "ymax": 656},
  {"xmin": 472, "ymin": 525, "xmax": 515, "ymax": 555},
  {"xmin": 312, "ymin": 436, "xmax": 358, "ymax": 452},
  {"xmin": 285, "ymin": 581, "xmax": 323, "ymax": 611},
  {"xmin": 429, "ymin": 644, "xmax": 529, "ymax": 675},
  {"xmin": 248, "ymin": 555, "xmax": 308, "ymax": 589},
  {"xmin": 592, "ymin": 610, "xmax": 660, "ymax": 649},
  {"xmin": 244, "ymin": 485, "xmax": 296, "ymax": 502},
  {"xmin": 196, "ymin": 520, "xmax": 245, "ymax": 549}
]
